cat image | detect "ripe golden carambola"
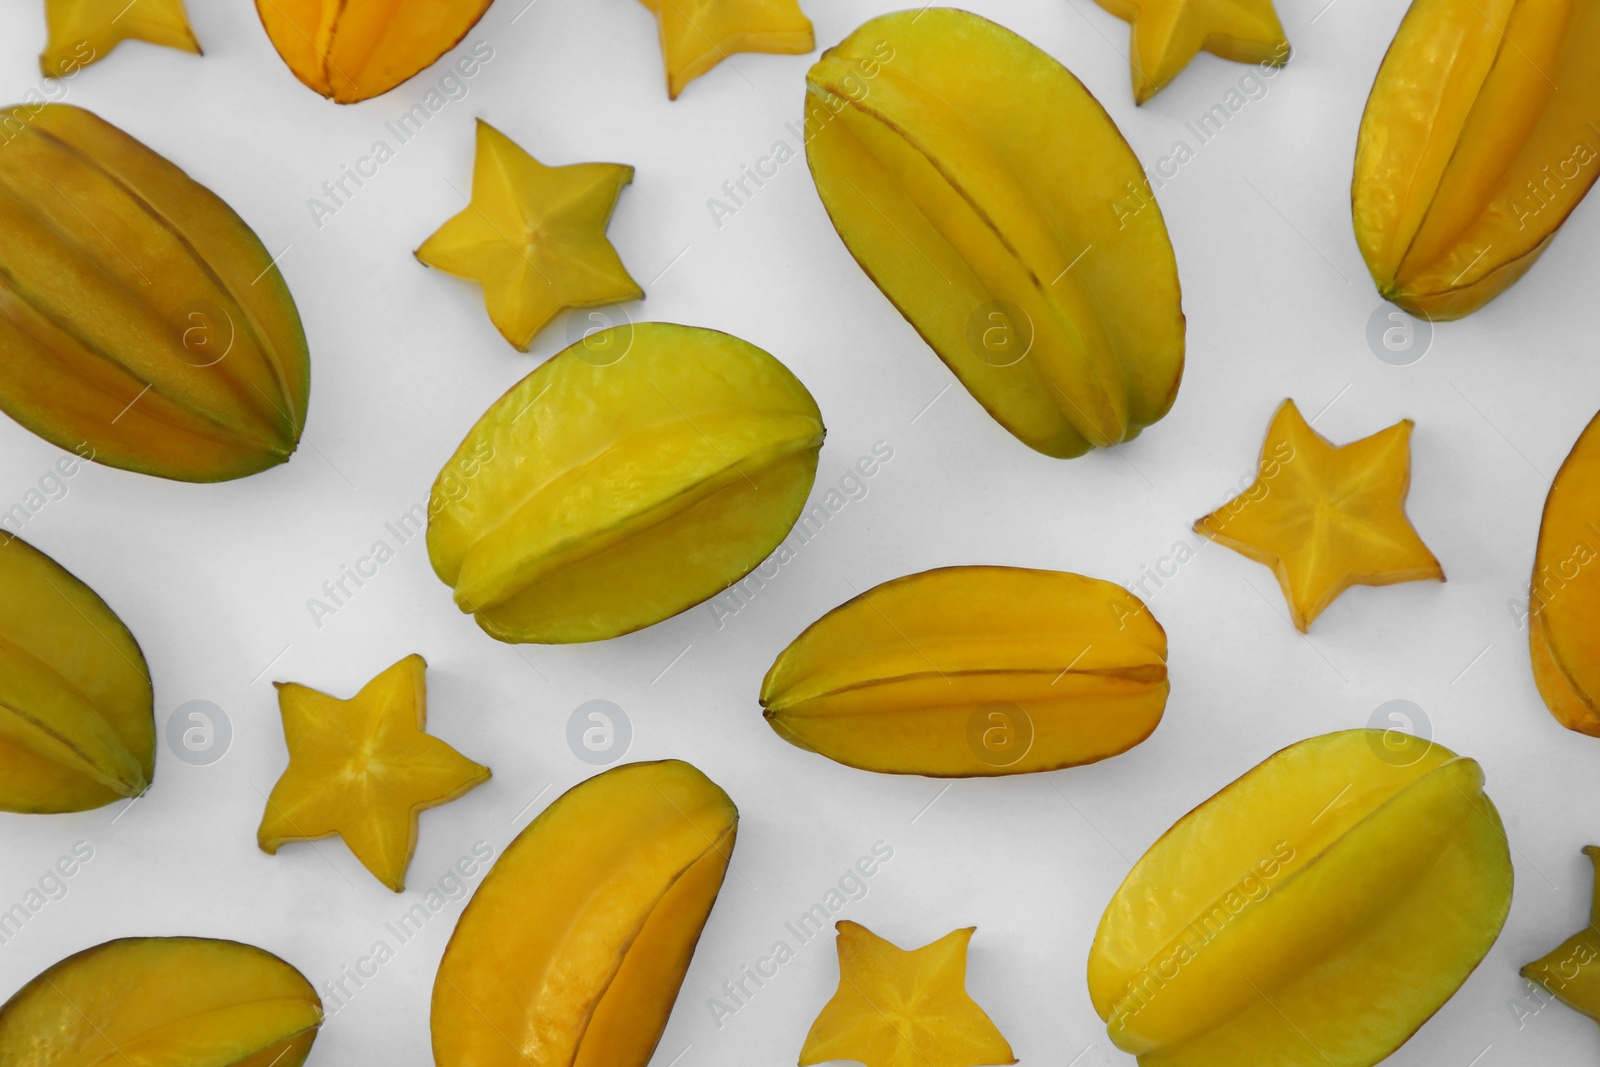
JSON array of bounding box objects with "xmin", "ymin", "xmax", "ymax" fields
[
  {"xmin": 1088, "ymin": 730, "xmax": 1512, "ymax": 1067},
  {"xmin": 432, "ymin": 760, "xmax": 736, "ymax": 1067},
  {"xmin": 761, "ymin": 566, "xmax": 1168, "ymax": 775},
  {"xmin": 1353, "ymin": 0, "xmax": 1600, "ymax": 318},
  {"xmin": 427, "ymin": 322, "xmax": 825, "ymax": 644},
  {"xmin": 0, "ymin": 104, "xmax": 309, "ymax": 482},
  {"xmin": 256, "ymin": 0, "xmax": 495, "ymax": 103},
  {"xmin": 0, "ymin": 937, "xmax": 323, "ymax": 1066},
  {"xmin": 0, "ymin": 535, "xmax": 153, "ymax": 814},
  {"xmin": 1529, "ymin": 411, "xmax": 1600, "ymax": 734},
  {"xmin": 805, "ymin": 9, "xmax": 1184, "ymax": 458}
]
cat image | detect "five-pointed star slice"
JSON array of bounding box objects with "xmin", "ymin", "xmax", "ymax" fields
[
  {"xmin": 799, "ymin": 921, "xmax": 1016, "ymax": 1067},
  {"xmin": 638, "ymin": 0, "xmax": 814, "ymax": 99},
  {"xmin": 1522, "ymin": 845, "xmax": 1600, "ymax": 1025},
  {"xmin": 1193, "ymin": 398, "xmax": 1444, "ymax": 633},
  {"xmin": 41, "ymin": 0, "xmax": 201, "ymax": 77},
  {"xmin": 415, "ymin": 120, "xmax": 643, "ymax": 352},
  {"xmin": 257, "ymin": 654, "xmax": 491, "ymax": 892},
  {"xmin": 1093, "ymin": 0, "xmax": 1289, "ymax": 104}
]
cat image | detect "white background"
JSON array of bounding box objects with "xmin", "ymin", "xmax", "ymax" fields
[{"xmin": 0, "ymin": 0, "xmax": 1595, "ymax": 1064}]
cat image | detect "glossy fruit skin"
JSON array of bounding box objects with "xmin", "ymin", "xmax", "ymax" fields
[
  {"xmin": 0, "ymin": 937, "xmax": 323, "ymax": 1067},
  {"xmin": 1353, "ymin": 0, "xmax": 1600, "ymax": 319},
  {"xmin": 255, "ymin": 0, "xmax": 495, "ymax": 103},
  {"xmin": 804, "ymin": 9, "xmax": 1184, "ymax": 458},
  {"xmin": 0, "ymin": 535, "xmax": 153, "ymax": 814},
  {"xmin": 1088, "ymin": 730, "xmax": 1512, "ymax": 1067},
  {"xmin": 761, "ymin": 566, "xmax": 1168, "ymax": 776},
  {"xmin": 427, "ymin": 322, "xmax": 825, "ymax": 644},
  {"xmin": 0, "ymin": 104, "xmax": 309, "ymax": 482},
  {"xmin": 1529, "ymin": 411, "xmax": 1600, "ymax": 734},
  {"xmin": 432, "ymin": 760, "xmax": 736, "ymax": 1067}
]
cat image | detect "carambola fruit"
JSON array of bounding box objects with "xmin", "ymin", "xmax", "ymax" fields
[
  {"xmin": 1093, "ymin": 0, "xmax": 1288, "ymax": 104},
  {"xmin": 255, "ymin": 0, "xmax": 493, "ymax": 103},
  {"xmin": 257, "ymin": 654, "xmax": 491, "ymax": 892},
  {"xmin": 804, "ymin": 9, "xmax": 1184, "ymax": 458},
  {"xmin": 1528, "ymin": 410, "xmax": 1600, "ymax": 735},
  {"xmin": 639, "ymin": 0, "xmax": 815, "ymax": 99},
  {"xmin": 427, "ymin": 322, "xmax": 825, "ymax": 644},
  {"xmin": 1521, "ymin": 846, "xmax": 1600, "ymax": 1025},
  {"xmin": 1193, "ymin": 399, "xmax": 1443, "ymax": 633},
  {"xmin": 1352, "ymin": 0, "xmax": 1600, "ymax": 318},
  {"xmin": 0, "ymin": 535, "xmax": 153, "ymax": 814},
  {"xmin": 760, "ymin": 566, "xmax": 1168, "ymax": 776},
  {"xmin": 0, "ymin": 936, "xmax": 323, "ymax": 1066},
  {"xmin": 0, "ymin": 104, "xmax": 309, "ymax": 482},
  {"xmin": 800, "ymin": 921, "xmax": 1016, "ymax": 1067},
  {"xmin": 432, "ymin": 759, "xmax": 736, "ymax": 1067},
  {"xmin": 1088, "ymin": 729, "xmax": 1512, "ymax": 1067},
  {"xmin": 415, "ymin": 119, "xmax": 642, "ymax": 352},
  {"xmin": 40, "ymin": 0, "xmax": 200, "ymax": 76}
]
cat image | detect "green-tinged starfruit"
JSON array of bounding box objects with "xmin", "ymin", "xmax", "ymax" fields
[
  {"xmin": 427, "ymin": 322, "xmax": 825, "ymax": 644},
  {"xmin": 0, "ymin": 104, "xmax": 308, "ymax": 482},
  {"xmin": 1089, "ymin": 729, "xmax": 1512, "ymax": 1067},
  {"xmin": 0, "ymin": 535, "xmax": 153, "ymax": 814}
]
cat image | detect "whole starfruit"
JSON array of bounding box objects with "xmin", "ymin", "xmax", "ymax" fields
[
  {"xmin": 1353, "ymin": 0, "xmax": 1600, "ymax": 318},
  {"xmin": 0, "ymin": 104, "xmax": 309, "ymax": 482},
  {"xmin": 760, "ymin": 566, "xmax": 1168, "ymax": 775},
  {"xmin": 1088, "ymin": 729, "xmax": 1512, "ymax": 1067},
  {"xmin": 0, "ymin": 535, "xmax": 154, "ymax": 814},
  {"xmin": 0, "ymin": 937, "xmax": 322, "ymax": 1066},
  {"xmin": 804, "ymin": 9, "xmax": 1184, "ymax": 458},
  {"xmin": 1529, "ymin": 410, "xmax": 1600, "ymax": 735},
  {"xmin": 427, "ymin": 322, "xmax": 825, "ymax": 644},
  {"xmin": 256, "ymin": 0, "xmax": 495, "ymax": 103},
  {"xmin": 433, "ymin": 760, "xmax": 736, "ymax": 1067}
]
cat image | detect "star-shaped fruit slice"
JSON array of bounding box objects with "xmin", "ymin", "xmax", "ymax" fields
[
  {"xmin": 415, "ymin": 120, "xmax": 643, "ymax": 352},
  {"xmin": 639, "ymin": 0, "xmax": 814, "ymax": 99},
  {"xmin": 800, "ymin": 921, "xmax": 1016, "ymax": 1067},
  {"xmin": 1522, "ymin": 846, "xmax": 1600, "ymax": 1024},
  {"xmin": 257, "ymin": 654, "xmax": 490, "ymax": 892},
  {"xmin": 41, "ymin": 0, "xmax": 201, "ymax": 77},
  {"xmin": 1093, "ymin": 0, "xmax": 1288, "ymax": 104},
  {"xmin": 1193, "ymin": 398, "xmax": 1443, "ymax": 633}
]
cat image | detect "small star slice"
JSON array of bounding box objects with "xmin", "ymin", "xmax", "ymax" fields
[
  {"xmin": 257, "ymin": 654, "xmax": 490, "ymax": 892},
  {"xmin": 1194, "ymin": 398, "xmax": 1443, "ymax": 633},
  {"xmin": 800, "ymin": 921, "xmax": 1016, "ymax": 1067}
]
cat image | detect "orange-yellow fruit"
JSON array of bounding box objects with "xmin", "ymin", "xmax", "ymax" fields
[
  {"xmin": 432, "ymin": 760, "xmax": 736, "ymax": 1067},
  {"xmin": 256, "ymin": 0, "xmax": 495, "ymax": 103},
  {"xmin": 1353, "ymin": 0, "xmax": 1600, "ymax": 318},
  {"xmin": 761, "ymin": 566, "xmax": 1168, "ymax": 775},
  {"xmin": 1529, "ymin": 410, "xmax": 1600, "ymax": 734}
]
